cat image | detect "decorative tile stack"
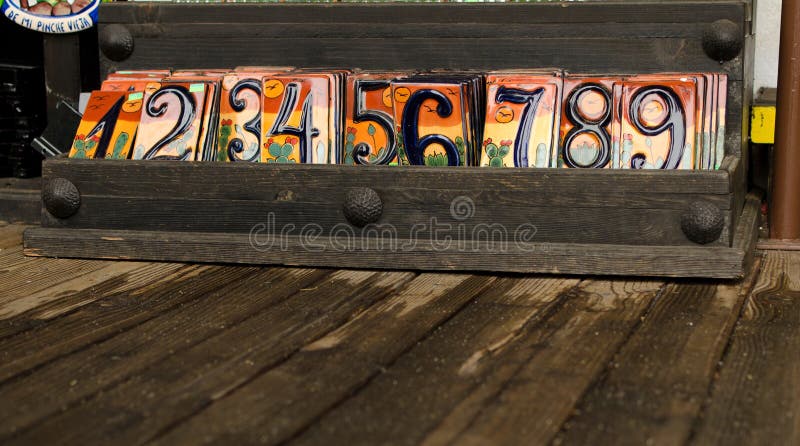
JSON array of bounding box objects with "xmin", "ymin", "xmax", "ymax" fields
[{"xmin": 70, "ymin": 68, "xmax": 727, "ymax": 170}]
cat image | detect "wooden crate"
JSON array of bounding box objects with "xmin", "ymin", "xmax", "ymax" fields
[{"xmin": 24, "ymin": 1, "xmax": 759, "ymax": 278}]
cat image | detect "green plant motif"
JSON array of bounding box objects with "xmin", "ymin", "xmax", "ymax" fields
[
  {"xmin": 570, "ymin": 140, "xmax": 600, "ymax": 166},
  {"xmin": 535, "ymin": 142, "xmax": 547, "ymax": 167},
  {"xmin": 108, "ymin": 132, "xmax": 129, "ymax": 159},
  {"xmin": 265, "ymin": 139, "xmax": 297, "ymax": 163},
  {"xmin": 714, "ymin": 125, "xmax": 725, "ymax": 169},
  {"xmin": 317, "ymin": 141, "xmax": 326, "ymax": 163},
  {"xmin": 71, "ymin": 134, "xmax": 96, "ymax": 159},
  {"xmin": 217, "ymin": 121, "xmax": 232, "ymax": 161},
  {"xmin": 639, "ymin": 137, "xmax": 664, "ymax": 169},
  {"xmin": 620, "ymin": 135, "xmax": 634, "ymax": 167},
  {"xmin": 454, "ymin": 136, "xmax": 465, "ymax": 165},
  {"xmin": 165, "ymin": 129, "xmax": 195, "ymax": 157},
  {"xmin": 396, "ymin": 130, "xmax": 407, "ymax": 165},
  {"xmin": 133, "ymin": 144, "xmax": 146, "ymax": 159},
  {"xmin": 367, "ymin": 123, "xmax": 377, "ymax": 147},
  {"xmin": 344, "ymin": 127, "xmax": 356, "ymax": 164},
  {"xmin": 345, "ymin": 125, "xmax": 387, "ymax": 164},
  {"xmin": 370, "ymin": 146, "xmax": 386, "ymax": 164},
  {"xmin": 424, "ymin": 153, "xmax": 448, "ymax": 166},
  {"xmin": 681, "ymin": 143, "xmax": 692, "ymax": 169},
  {"xmin": 483, "ymin": 138, "xmax": 510, "ymax": 167}
]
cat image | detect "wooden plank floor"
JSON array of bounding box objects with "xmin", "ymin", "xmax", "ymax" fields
[{"xmin": 0, "ymin": 223, "xmax": 798, "ymax": 445}]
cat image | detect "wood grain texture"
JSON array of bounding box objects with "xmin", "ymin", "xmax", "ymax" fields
[
  {"xmin": 0, "ymin": 259, "xmax": 146, "ymax": 318},
  {"xmin": 148, "ymin": 273, "xmax": 494, "ymax": 445},
  {"xmin": 0, "ymin": 262, "xmax": 188, "ymax": 339},
  {"xmin": 10, "ymin": 271, "xmax": 415, "ymax": 444},
  {"xmin": 690, "ymin": 251, "xmax": 800, "ymax": 446},
  {"xmin": 100, "ymin": 2, "xmax": 747, "ymax": 26},
  {"xmin": 733, "ymin": 192, "xmax": 762, "ymax": 275},
  {"xmin": 39, "ymin": 158, "xmax": 734, "ymax": 246},
  {"xmin": 6, "ymin": 269, "xmax": 417, "ymax": 446},
  {"xmin": 24, "ymin": 225, "xmax": 747, "ymax": 278},
  {"xmin": 43, "ymin": 195, "xmax": 719, "ymax": 247},
  {"xmin": 44, "ymin": 158, "xmax": 733, "ymax": 198},
  {"xmin": 105, "ymin": 36, "xmax": 741, "ymax": 78},
  {"xmin": 0, "ymin": 225, "xmax": 27, "ymax": 249},
  {"xmin": 2, "ymin": 223, "xmax": 798, "ymax": 444},
  {"xmin": 289, "ymin": 279, "xmax": 662, "ymax": 446},
  {"xmin": 723, "ymin": 155, "xmax": 747, "ymax": 243},
  {"xmin": 0, "ymin": 264, "xmax": 213, "ymax": 381},
  {"xmin": 40, "ymin": 157, "xmax": 735, "ymax": 246},
  {"xmin": 552, "ymin": 259, "xmax": 762, "ymax": 445},
  {"xmin": 26, "ymin": 158, "xmax": 760, "ymax": 278},
  {"xmin": 0, "ymin": 266, "xmax": 327, "ymax": 441},
  {"xmin": 0, "ymin": 178, "xmax": 40, "ymax": 225}
]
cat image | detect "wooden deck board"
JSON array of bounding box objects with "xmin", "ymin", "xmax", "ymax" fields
[
  {"xmin": 11, "ymin": 270, "xmax": 417, "ymax": 446},
  {"xmin": 0, "ymin": 266, "xmax": 339, "ymax": 440},
  {"xmin": 286, "ymin": 276, "xmax": 585, "ymax": 446},
  {"xmin": 421, "ymin": 280, "xmax": 665, "ymax": 446},
  {"xmin": 0, "ymin": 225, "xmax": 797, "ymax": 445},
  {"xmin": 554, "ymin": 262, "xmax": 761, "ymax": 445},
  {"xmin": 150, "ymin": 273, "xmax": 494, "ymax": 445},
  {"xmin": 0, "ymin": 264, "xmax": 234, "ymax": 381},
  {"xmin": 290, "ymin": 279, "xmax": 662, "ymax": 446},
  {"xmin": 690, "ymin": 251, "xmax": 800, "ymax": 445}
]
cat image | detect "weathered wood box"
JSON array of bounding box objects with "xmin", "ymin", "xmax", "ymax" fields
[{"xmin": 24, "ymin": 1, "xmax": 759, "ymax": 278}]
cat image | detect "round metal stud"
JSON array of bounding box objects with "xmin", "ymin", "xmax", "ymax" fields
[
  {"xmin": 702, "ymin": 19, "xmax": 743, "ymax": 62},
  {"xmin": 42, "ymin": 178, "xmax": 81, "ymax": 219},
  {"xmin": 99, "ymin": 24, "xmax": 135, "ymax": 62},
  {"xmin": 343, "ymin": 187, "xmax": 383, "ymax": 227},
  {"xmin": 681, "ymin": 200, "xmax": 724, "ymax": 244}
]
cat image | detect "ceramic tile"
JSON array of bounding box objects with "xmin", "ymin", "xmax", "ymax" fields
[
  {"xmin": 235, "ymin": 66, "xmax": 296, "ymax": 72},
  {"xmin": 261, "ymin": 74, "xmax": 334, "ymax": 164},
  {"xmin": 131, "ymin": 81, "xmax": 208, "ymax": 160},
  {"xmin": 101, "ymin": 79, "xmax": 162, "ymax": 93},
  {"xmin": 617, "ymin": 75, "xmax": 698, "ymax": 169},
  {"xmin": 69, "ymin": 90, "xmax": 143, "ymax": 159},
  {"xmin": 169, "ymin": 75, "xmax": 226, "ymax": 161},
  {"xmin": 559, "ymin": 76, "xmax": 622, "ymax": 169},
  {"xmin": 78, "ymin": 68, "xmax": 728, "ymax": 170},
  {"xmin": 344, "ymin": 72, "xmax": 403, "ymax": 165},
  {"xmin": 293, "ymin": 69, "xmax": 351, "ymax": 163},
  {"xmin": 218, "ymin": 73, "xmax": 263, "ymax": 162},
  {"xmin": 480, "ymin": 71, "xmax": 562, "ymax": 168},
  {"xmin": 105, "ymin": 70, "xmax": 171, "ymax": 80},
  {"xmin": 715, "ymin": 74, "xmax": 727, "ymax": 169},
  {"xmin": 391, "ymin": 75, "xmax": 482, "ymax": 166}
]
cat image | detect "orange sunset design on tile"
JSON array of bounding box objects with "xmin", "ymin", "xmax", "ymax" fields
[{"xmin": 69, "ymin": 90, "xmax": 144, "ymax": 160}]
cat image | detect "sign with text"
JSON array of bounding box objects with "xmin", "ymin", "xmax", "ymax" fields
[{"xmin": 2, "ymin": 0, "xmax": 98, "ymax": 33}]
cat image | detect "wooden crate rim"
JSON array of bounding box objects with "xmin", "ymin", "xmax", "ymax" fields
[{"xmin": 53, "ymin": 156, "xmax": 734, "ymax": 179}]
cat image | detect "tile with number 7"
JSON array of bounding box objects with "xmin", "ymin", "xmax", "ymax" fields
[{"xmin": 480, "ymin": 71, "xmax": 562, "ymax": 168}]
